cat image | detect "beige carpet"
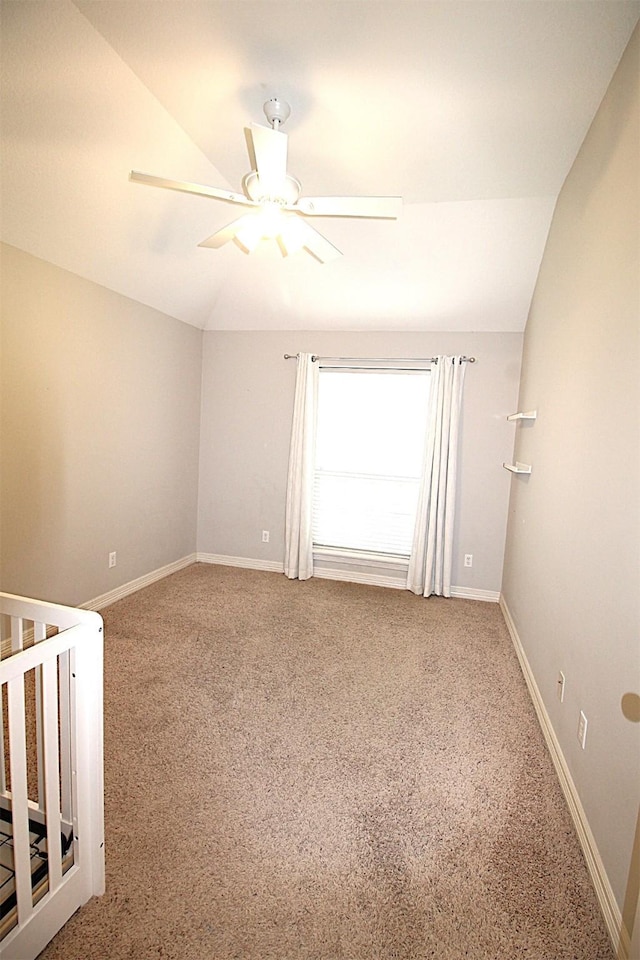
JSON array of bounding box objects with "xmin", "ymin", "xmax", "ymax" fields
[{"xmin": 38, "ymin": 563, "xmax": 614, "ymax": 959}]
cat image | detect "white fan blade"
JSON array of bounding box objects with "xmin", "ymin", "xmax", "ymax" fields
[
  {"xmin": 198, "ymin": 214, "xmax": 258, "ymax": 249},
  {"xmin": 249, "ymin": 123, "xmax": 288, "ymax": 198},
  {"xmin": 293, "ymin": 220, "xmax": 342, "ymax": 263},
  {"xmin": 130, "ymin": 171, "xmax": 257, "ymax": 207},
  {"xmin": 294, "ymin": 195, "xmax": 402, "ymax": 219}
]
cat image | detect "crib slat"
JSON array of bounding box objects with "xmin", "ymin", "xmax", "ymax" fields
[
  {"xmin": 42, "ymin": 655, "xmax": 63, "ymax": 891},
  {"xmin": 59, "ymin": 649, "xmax": 73, "ymax": 824},
  {"xmin": 8, "ymin": 671, "xmax": 34, "ymax": 924},
  {"xmin": 11, "ymin": 615, "xmax": 24, "ymax": 653},
  {"xmin": 0, "ymin": 675, "xmax": 5, "ymax": 793},
  {"xmin": 0, "ymin": 612, "xmax": 9, "ymax": 659},
  {"xmin": 68, "ymin": 647, "xmax": 80, "ymax": 867},
  {"xmin": 35, "ymin": 621, "xmax": 47, "ymax": 809},
  {"xmin": 0, "ymin": 616, "xmax": 6, "ymax": 792}
]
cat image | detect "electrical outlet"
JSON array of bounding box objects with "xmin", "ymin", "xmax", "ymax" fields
[
  {"xmin": 108, "ymin": 551, "xmax": 117, "ymax": 569},
  {"xmin": 557, "ymin": 671, "xmax": 565, "ymax": 703},
  {"xmin": 577, "ymin": 710, "xmax": 588, "ymax": 749},
  {"xmin": 262, "ymin": 530, "xmax": 270, "ymax": 543},
  {"xmin": 464, "ymin": 554, "xmax": 473, "ymax": 567}
]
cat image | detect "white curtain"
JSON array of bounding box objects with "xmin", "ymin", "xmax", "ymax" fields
[
  {"xmin": 407, "ymin": 356, "xmax": 466, "ymax": 598},
  {"xmin": 284, "ymin": 353, "xmax": 318, "ymax": 580}
]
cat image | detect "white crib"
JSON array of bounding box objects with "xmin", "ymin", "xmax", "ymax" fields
[{"xmin": 0, "ymin": 593, "xmax": 105, "ymax": 960}]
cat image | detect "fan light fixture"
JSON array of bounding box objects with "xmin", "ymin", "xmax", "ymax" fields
[
  {"xmin": 235, "ymin": 208, "xmax": 307, "ymax": 255},
  {"xmin": 130, "ymin": 98, "xmax": 402, "ymax": 263}
]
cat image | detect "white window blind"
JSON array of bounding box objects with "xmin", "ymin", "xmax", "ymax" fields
[{"xmin": 312, "ymin": 368, "xmax": 431, "ymax": 556}]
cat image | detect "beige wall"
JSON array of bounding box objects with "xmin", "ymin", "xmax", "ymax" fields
[
  {"xmin": 502, "ymin": 25, "xmax": 639, "ymax": 920},
  {"xmin": 197, "ymin": 330, "xmax": 523, "ymax": 595},
  {"xmin": 0, "ymin": 243, "xmax": 202, "ymax": 606}
]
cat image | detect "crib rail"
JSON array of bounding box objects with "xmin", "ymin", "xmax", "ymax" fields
[{"xmin": 0, "ymin": 593, "xmax": 104, "ymax": 960}]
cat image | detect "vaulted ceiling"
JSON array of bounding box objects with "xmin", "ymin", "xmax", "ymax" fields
[{"xmin": 1, "ymin": 1, "xmax": 638, "ymax": 331}]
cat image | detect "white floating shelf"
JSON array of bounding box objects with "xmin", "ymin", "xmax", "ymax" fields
[
  {"xmin": 507, "ymin": 410, "xmax": 537, "ymax": 421},
  {"xmin": 503, "ymin": 461, "xmax": 532, "ymax": 474}
]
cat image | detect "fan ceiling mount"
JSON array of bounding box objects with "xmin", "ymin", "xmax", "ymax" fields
[{"xmin": 130, "ymin": 98, "xmax": 402, "ymax": 263}]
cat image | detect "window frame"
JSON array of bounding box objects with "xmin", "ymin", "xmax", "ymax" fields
[{"xmin": 311, "ymin": 359, "xmax": 432, "ymax": 562}]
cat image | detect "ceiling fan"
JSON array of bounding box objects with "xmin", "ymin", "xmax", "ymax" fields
[{"xmin": 130, "ymin": 99, "xmax": 402, "ymax": 263}]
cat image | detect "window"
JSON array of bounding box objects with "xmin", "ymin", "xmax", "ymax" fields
[{"xmin": 312, "ymin": 367, "xmax": 431, "ymax": 557}]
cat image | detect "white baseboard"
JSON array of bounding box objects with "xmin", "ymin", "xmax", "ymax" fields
[
  {"xmin": 499, "ymin": 594, "xmax": 625, "ymax": 958},
  {"xmin": 318, "ymin": 573, "xmax": 498, "ymax": 600},
  {"xmin": 197, "ymin": 553, "xmax": 284, "ymax": 574},
  {"xmin": 196, "ymin": 552, "xmax": 499, "ymax": 601},
  {"xmin": 451, "ymin": 585, "xmax": 500, "ymax": 602},
  {"xmin": 81, "ymin": 554, "xmax": 197, "ymax": 611}
]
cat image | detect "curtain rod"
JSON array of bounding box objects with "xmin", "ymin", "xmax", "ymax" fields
[{"xmin": 283, "ymin": 354, "xmax": 476, "ymax": 364}]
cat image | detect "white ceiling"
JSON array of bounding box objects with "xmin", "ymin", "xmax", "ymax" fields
[{"xmin": 1, "ymin": 1, "xmax": 638, "ymax": 332}]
